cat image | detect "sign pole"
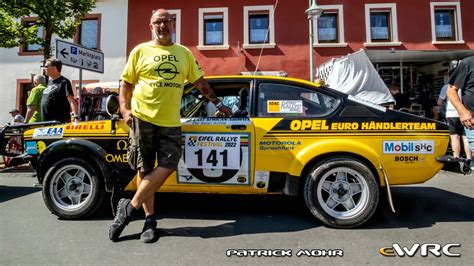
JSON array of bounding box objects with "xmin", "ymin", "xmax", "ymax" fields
[{"xmin": 78, "ymin": 69, "xmax": 82, "ymax": 118}]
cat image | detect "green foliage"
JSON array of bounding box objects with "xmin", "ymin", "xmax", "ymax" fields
[{"xmin": 0, "ymin": 0, "xmax": 96, "ymax": 59}]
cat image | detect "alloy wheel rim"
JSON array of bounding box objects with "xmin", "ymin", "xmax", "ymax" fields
[
  {"xmin": 316, "ymin": 167, "xmax": 369, "ymax": 219},
  {"xmin": 49, "ymin": 165, "xmax": 93, "ymax": 211}
]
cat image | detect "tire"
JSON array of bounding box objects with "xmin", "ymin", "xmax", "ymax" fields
[
  {"xmin": 42, "ymin": 157, "xmax": 105, "ymax": 219},
  {"xmin": 303, "ymin": 157, "xmax": 379, "ymax": 228}
]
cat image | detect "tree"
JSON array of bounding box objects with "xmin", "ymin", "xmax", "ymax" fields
[{"xmin": 0, "ymin": 0, "xmax": 96, "ymax": 61}]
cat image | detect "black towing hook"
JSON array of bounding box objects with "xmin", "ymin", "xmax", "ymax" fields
[{"xmin": 436, "ymin": 155, "xmax": 472, "ymax": 175}]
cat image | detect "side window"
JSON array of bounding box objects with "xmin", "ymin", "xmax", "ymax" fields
[
  {"xmin": 181, "ymin": 82, "xmax": 250, "ymax": 118},
  {"xmin": 257, "ymin": 83, "xmax": 338, "ymax": 117}
]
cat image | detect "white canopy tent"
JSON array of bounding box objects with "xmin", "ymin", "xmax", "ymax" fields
[{"xmin": 317, "ymin": 49, "xmax": 394, "ymax": 105}]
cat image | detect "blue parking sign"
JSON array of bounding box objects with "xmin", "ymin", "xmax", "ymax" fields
[{"xmin": 71, "ymin": 47, "xmax": 77, "ymax": 55}]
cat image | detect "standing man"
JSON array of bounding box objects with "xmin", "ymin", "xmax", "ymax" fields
[
  {"xmin": 42, "ymin": 59, "xmax": 78, "ymax": 123},
  {"xmin": 109, "ymin": 9, "xmax": 232, "ymax": 243},
  {"xmin": 388, "ymin": 84, "xmax": 411, "ymax": 110},
  {"xmin": 447, "ymin": 56, "xmax": 474, "ymax": 170},
  {"xmin": 9, "ymin": 109, "xmax": 24, "ymax": 125},
  {"xmin": 25, "ymin": 74, "xmax": 47, "ymax": 123}
]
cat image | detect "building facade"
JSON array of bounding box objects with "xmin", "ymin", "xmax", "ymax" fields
[{"xmin": 125, "ymin": 0, "xmax": 474, "ymax": 117}]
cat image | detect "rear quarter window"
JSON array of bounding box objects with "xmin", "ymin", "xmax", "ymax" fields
[{"xmin": 257, "ymin": 82, "xmax": 338, "ymax": 117}]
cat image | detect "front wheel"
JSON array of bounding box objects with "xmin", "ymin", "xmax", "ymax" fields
[
  {"xmin": 303, "ymin": 157, "xmax": 379, "ymax": 228},
  {"xmin": 42, "ymin": 157, "xmax": 105, "ymax": 219}
]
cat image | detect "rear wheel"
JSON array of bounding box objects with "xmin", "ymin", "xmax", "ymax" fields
[
  {"xmin": 303, "ymin": 157, "xmax": 379, "ymax": 228},
  {"xmin": 42, "ymin": 157, "xmax": 105, "ymax": 219}
]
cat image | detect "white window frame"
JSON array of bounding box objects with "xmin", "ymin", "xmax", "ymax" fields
[
  {"xmin": 312, "ymin": 5, "xmax": 347, "ymax": 47},
  {"xmin": 364, "ymin": 3, "xmax": 402, "ymax": 47},
  {"xmin": 243, "ymin": 5, "xmax": 276, "ymax": 49},
  {"xmin": 430, "ymin": 2, "xmax": 464, "ymax": 44},
  {"xmin": 169, "ymin": 9, "xmax": 181, "ymax": 44},
  {"xmin": 198, "ymin": 7, "xmax": 229, "ymax": 50}
]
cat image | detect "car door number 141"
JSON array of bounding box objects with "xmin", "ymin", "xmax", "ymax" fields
[
  {"xmin": 184, "ymin": 134, "xmax": 241, "ymax": 170},
  {"xmin": 194, "ymin": 149, "xmax": 228, "ymax": 167}
]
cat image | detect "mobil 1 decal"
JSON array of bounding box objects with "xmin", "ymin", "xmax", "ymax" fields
[{"xmin": 177, "ymin": 133, "xmax": 250, "ymax": 184}]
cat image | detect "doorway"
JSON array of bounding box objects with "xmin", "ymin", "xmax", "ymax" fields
[{"xmin": 16, "ymin": 78, "xmax": 33, "ymax": 116}]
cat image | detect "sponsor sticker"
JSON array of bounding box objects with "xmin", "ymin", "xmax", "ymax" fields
[
  {"xmin": 383, "ymin": 140, "xmax": 434, "ymax": 154},
  {"xmin": 184, "ymin": 134, "xmax": 240, "ymax": 169},
  {"xmin": 36, "ymin": 141, "xmax": 46, "ymax": 154},
  {"xmin": 65, "ymin": 122, "xmax": 105, "ymax": 131},
  {"xmin": 394, "ymin": 155, "xmax": 425, "ymax": 163},
  {"xmin": 32, "ymin": 127, "xmax": 64, "ymax": 139},
  {"xmin": 25, "ymin": 141, "xmax": 37, "ymax": 155},
  {"xmin": 254, "ymin": 171, "xmax": 270, "ymax": 189},
  {"xmin": 267, "ymin": 100, "xmax": 303, "ymax": 113},
  {"xmin": 181, "ymin": 117, "xmax": 251, "ymax": 125},
  {"xmin": 178, "ymin": 133, "xmax": 250, "ymax": 185},
  {"xmin": 289, "ymin": 120, "xmax": 436, "ymax": 131}
]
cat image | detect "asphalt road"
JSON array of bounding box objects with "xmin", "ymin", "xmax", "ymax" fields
[{"xmin": 0, "ymin": 167, "xmax": 472, "ymax": 265}]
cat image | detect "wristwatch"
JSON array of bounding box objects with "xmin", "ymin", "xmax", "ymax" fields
[{"xmin": 70, "ymin": 112, "xmax": 79, "ymax": 119}]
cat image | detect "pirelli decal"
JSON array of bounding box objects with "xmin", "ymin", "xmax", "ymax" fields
[{"xmin": 290, "ymin": 120, "xmax": 436, "ymax": 131}]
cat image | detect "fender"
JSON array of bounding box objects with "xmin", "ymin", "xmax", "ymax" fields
[
  {"xmin": 289, "ymin": 139, "xmax": 384, "ymax": 185},
  {"xmin": 37, "ymin": 138, "xmax": 117, "ymax": 192}
]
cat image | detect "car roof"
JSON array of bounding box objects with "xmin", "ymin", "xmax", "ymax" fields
[
  {"xmin": 82, "ymin": 81, "xmax": 120, "ymax": 93},
  {"xmin": 204, "ymin": 75, "xmax": 321, "ymax": 88}
]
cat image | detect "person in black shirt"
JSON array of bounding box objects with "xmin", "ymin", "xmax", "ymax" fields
[
  {"xmin": 41, "ymin": 59, "xmax": 78, "ymax": 123},
  {"xmin": 448, "ymin": 56, "xmax": 474, "ymax": 129},
  {"xmin": 448, "ymin": 56, "xmax": 474, "ymax": 171},
  {"xmin": 389, "ymin": 84, "xmax": 411, "ymax": 110}
]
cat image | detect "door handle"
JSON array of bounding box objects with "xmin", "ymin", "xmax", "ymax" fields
[{"xmin": 230, "ymin": 125, "xmax": 247, "ymax": 130}]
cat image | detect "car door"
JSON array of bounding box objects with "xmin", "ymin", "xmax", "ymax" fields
[
  {"xmin": 173, "ymin": 78, "xmax": 256, "ymax": 193},
  {"xmin": 251, "ymin": 80, "xmax": 341, "ymax": 192}
]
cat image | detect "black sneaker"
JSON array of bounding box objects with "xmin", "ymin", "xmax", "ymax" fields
[
  {"xmin": 140, "ymin": 215, "xmax": 157, "ymax": 243},
  {"xmin": 109, "ymin": 198, "xmax": 132, "ymax": 242}
]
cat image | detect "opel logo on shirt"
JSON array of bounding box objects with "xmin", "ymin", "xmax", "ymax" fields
[{"xmin": 155, "ymin": 62, "xmax": 180, "ymax": 80}]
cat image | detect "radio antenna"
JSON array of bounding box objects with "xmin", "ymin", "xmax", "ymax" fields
[{"xmin": 253, "ymin": 0, "xmax": 279, "ymax": 75}]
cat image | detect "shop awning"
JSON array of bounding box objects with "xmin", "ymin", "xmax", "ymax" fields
[{"xmin": 365, "ymin": 49, "xmax": 474, "ymax": 63}]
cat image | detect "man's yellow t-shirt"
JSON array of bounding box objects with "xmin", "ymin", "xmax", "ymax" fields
[{"xmin": 121, "ymin": 42, "xmax": 203, "ymax": 127}]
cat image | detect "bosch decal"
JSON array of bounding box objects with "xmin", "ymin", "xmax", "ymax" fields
[{"xmin": 395, "ymin": 155, "xmax": 420, "ymax": 162}]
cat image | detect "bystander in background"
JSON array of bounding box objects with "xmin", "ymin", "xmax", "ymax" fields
[
  {"xmin": 25, "ymin": 74, "xmax": 46, "ymax": 123},
  {"xmin": 447, "ymin": 55, "xmax": 474, "ymax": 171},
  {"xmin": 389, "ymin": 84, "xmax": 411, "ymax": 110},
  {"xmin": 9, "ymin": 109, "xmax": 24, "ymax": 125},
  {"xmin": 42, "ymin": 59, "xmax": 78, "ymax": 123}
]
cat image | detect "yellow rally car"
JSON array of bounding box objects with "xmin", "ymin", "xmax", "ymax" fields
[{"xmin": 0, "ymin": 76, "xmax": 450, "ymax": 228}]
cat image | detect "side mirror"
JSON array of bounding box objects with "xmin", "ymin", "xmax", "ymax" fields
[{"xmin": 106, "ymin": 94, "xmax": 120, "ymax": 116}]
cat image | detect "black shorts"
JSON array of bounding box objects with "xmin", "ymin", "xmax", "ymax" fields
[
  {"xmin": 446, "ymin": 117, "xmax": 465, "ymax": 135},
  {"xmin": 128, "ymin": 117, "xmax": 182, "ymax": 173}
]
